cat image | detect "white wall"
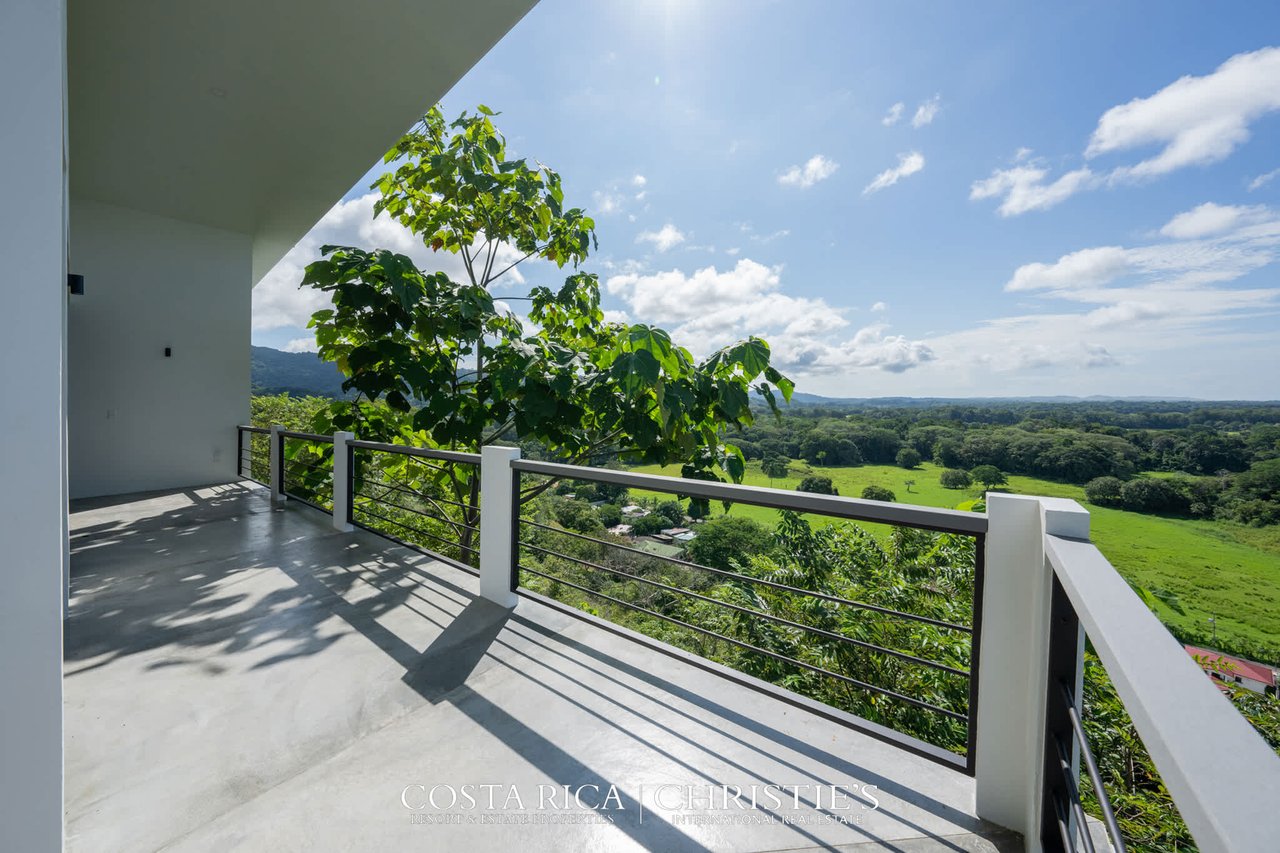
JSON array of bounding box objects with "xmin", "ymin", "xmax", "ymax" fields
[
  {"xmin": 0, "ymin": 0, "xmax": 67, "ymax": 848},
  {"xmin": 68, "ymin": 200, "xmax": 251, "ymax": 499}
]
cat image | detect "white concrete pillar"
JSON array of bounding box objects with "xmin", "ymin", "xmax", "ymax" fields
[
  {"xmin": 974, "ymin": 494, "xmax": 1089, "ymax": 850},
  {"xmin": 0, "ymin": 0, "xmax": 67, "ymax": 848},
  {"xmin": 478, "ymin": 445, "xmax": 521, "ymax": 608},
  {"xmin": 332, "ymin": 431, "xmax": 354, "ymax": 532},
  {"xmin": 269, "ymin": 424, "xmax": 287, "ymax": 504}
]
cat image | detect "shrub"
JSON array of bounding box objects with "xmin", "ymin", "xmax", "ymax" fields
[
  {"xmin": 861, "ymin": 485, "xmax": 896, "ymax": 502},
  {"xmin": 629, "ymin": 513, "xmax": 668, "ymax": 535},
  {"xmin": 797, "ymin": 475, "xmax": 838, "ymax": 495},
  {"xmin": 597, "ymin": 503, "xmax": 622, "ymax": 528},
  {"xmin": 895, "ymin": 447, "xmax": 923, "ymax": 469},
  {"xmin": 655, "ymin": 500, "xmax": 686, "ymax": 527},
  {"xmin": 939, "ymin": 468, "xmax": 972, "ymax": 489},
  {"xmin": 1085, "ymin": 476, "xmax": 1124, "ymax": 506},
  {"xmin": 554, "ymin": 500, "xmax": 603, "ymax": 534},
  {"xmin": 1119, "ymin": 478, "xmax": 1189, "ymax": 515}
]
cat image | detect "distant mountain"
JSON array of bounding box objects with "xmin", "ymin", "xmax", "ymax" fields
[
  {"xmin": 784, "ymin": 392, "xmax": 1203, "ymax": 406},
  {"xmin": 250, "ymin": 345, "xmax": 1213, "ymax": 406},
  {"xmin": 251, "ymin": 346, "xmax": 350, "ymax": 398}
]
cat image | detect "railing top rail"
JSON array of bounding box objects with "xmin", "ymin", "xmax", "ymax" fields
[
  {"xmin": 236, "ymin": 424, "xmax": 270, "ymax": 435},
  {"xmin": 1045, "ymin": 533, "xmax": 1280, "ymax": 852},
  {"xmin": 349, "ymin": 440, "xmax": 481, "ymax": 465},
  {"xmin": 278, "ymin": 430, "xmax": 334, "ymax": 443},
  {"xmin": 512, "ymin": 458, "xmax": 988, "ymax": 534}
]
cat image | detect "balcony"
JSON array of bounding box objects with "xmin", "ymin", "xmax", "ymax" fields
[{"xmin": 61, "ymin": 428, "xmax": 1280, "ymax": 852}]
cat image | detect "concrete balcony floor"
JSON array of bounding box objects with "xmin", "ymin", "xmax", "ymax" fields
[{"xmin": 66, "ymin": 483, "xmax": 1019, "ymax": 852}]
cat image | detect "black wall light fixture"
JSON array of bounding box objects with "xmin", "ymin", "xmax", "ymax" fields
[{"xmin": 67, "ymin": 273, "xmax": 85, "ymax": 295}]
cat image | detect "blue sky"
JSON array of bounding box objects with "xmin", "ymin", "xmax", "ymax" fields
[{"xmin": 253, "ymin": 0, "xmax": 1280, "ymax": 399}]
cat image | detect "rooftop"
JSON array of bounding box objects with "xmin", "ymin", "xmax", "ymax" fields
[{"xmin": 66, "ymin": 483, "xmax": 1018, "ymax": 852}]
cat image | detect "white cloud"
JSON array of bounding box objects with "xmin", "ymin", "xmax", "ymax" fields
[
  {"xmin": 882, "ymin": 102, "xmax": 905, "ymax": 126},
  {"xmin": 1159, "ymin": 202, "xmax": 1270, "ymax": 240},
  {"xmin": 974, "ymin": 48, "xmax": 1280, "ymax": 217},
  {"xmin": 1005, "ymin": 246, "xmax": 1131, "ymax": 292},
  {"xmin": 1088, "ymin": 47, "xmax": 1280, "ymax": 180},
  {"xmin": 778, "ymin": 154, "xmax": 840, "ymax": 188},
  {"xmin": 593, "ymin": 190, "xmax": 626, "ymax": 215},
  {"xmin": 725, "ymin": 247, "xmax": 741, "ymax": 256},
  {"xmin": 631, "ymin": 174, "xmax": 647, "ymax": 188},
  {"xmin": 911, "ymin": 95, "xmax": 941, "ymax": 128},
  {"xmin": 636, "ymin": 223, "xmax": 687, "ymax": 252},
  {"xmin": 605, "ymin": 259, "xmax": 933, "ymax": 374},
  {"xmin": 283, "ymin": 338, "xmax": 318, "ymax": 353},
  {"xmin": 870, "ymin": 301, "xmax": 887, "ymax": 312},
  {"xmin": 912, "ymin": 206, "xmax": 1280, "ymax": 387},
  {"xmin": 1249, "ymin": 168, "xmax": 1280, "ymax": 191},
  {"xmin": 253, "ymin": 192, "xmax": 527, "ymax": 331},
  {"xmin": 863, "ymin": 151, "xmax": 925, "ymax": 195},
  {"xmin": 969, "ymin": 164, "xmax": 1096, "ymax": 216}
]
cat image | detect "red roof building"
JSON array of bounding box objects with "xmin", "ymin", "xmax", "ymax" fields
[{"xmin": 1185, "ymin": 645, "xmax": 1276, "ymax": 694}]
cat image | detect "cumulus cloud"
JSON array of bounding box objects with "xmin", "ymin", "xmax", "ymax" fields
[
  {"xmin": 969, "ymin": 164, "xmax": 1097, "ymax": 216},
  {"xmin": 605, "ymin": 259, "xmax": 933, "ymax": 374},
  {"xmin": 1088, "ymin": 47, "xmax": 1280, "ymax": 180},
  {"xmin": 974, "ymin": 48, "xmax": 1280, "ymax": 215},
  {"xmin": 870, "ymin": 301, "xmax": 887, "ymax": 312},
  {"xmin": 636, "ymin": 223, "xmax": 687, "ymax": 252},
  {"xmin": 253, "ymin": 192, "xmax": 527, "ymax": 331},
  {"xmin": 283, "ymin": 338, "xmax": 318, "ymax": 353},
  {"xmin": 1005, "ymin": 246, "xmax": 1131, "ymax": 292},
  {"xmin": 778, "ymin": 154, "xmax": 839, "ymax": 188},
  {"xmin": 912, "ymin": 95, "xmax": 941, "ymax": 128},
  {"xmin": 632, "ymin": 174, "xmax": 647, "ymax": 187},
  {"xmin": 882, "ymin": 102, "xmax": 905, "ymax": 126},
  {"xmin": 1159, "ymin": 202, "xmax": 1270, "ymax": 239},
  {"xmin": 863, "ymin": 152, "xmax": 925, "ymax": 195}
]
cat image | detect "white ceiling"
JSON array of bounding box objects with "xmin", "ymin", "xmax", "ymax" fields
[{"xmin": 68, "ymin": 0, "xmax": 538, "ymax": 283}]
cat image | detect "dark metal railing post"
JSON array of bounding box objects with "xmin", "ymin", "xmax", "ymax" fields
[
  {"xmin": 509, "ymin": 466, "xmax": 521, "ymax": 593},
  {"xmin": 236, "ymin": 426, "xmax": 244, "ymax": 479},
  {"xmin": 965, "ymin": 532, "xmax": 987, "ymax": 775},
  {"xmin": 1041, "ymin": 574, "xmax": 1083, "ymax": 852},
  {"xmin": 346, "ymin": 439, "xmax": 355, "ymax": 523}
]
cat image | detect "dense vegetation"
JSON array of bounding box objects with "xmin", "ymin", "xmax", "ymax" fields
[{"xmin": 730, "ymin": 401, "xmax": 1280, "ymax": 527}]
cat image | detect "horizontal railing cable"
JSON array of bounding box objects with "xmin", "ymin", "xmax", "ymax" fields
[
  {"xmin": 520, "ymin": 518, "xmax": 971, "ymax": 633},
  {"xmin": 356, "ymin": 494, "xmax": 479, "ymax": 534},
  {"xmin": 517, "ymin": 562, "xmax": 967, "ymax": 721},
  {"xmin": 519, "ymin": 540, "xmax": 969, "ymax": 677},
  {"xmin": 354, "ymin": 505, "xmax": 478, "ymax": 555}
]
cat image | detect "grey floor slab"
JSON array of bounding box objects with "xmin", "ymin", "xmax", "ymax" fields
[{"xmin": 65, "ymin": 483, "xmax": 1019, "ymax": 853}]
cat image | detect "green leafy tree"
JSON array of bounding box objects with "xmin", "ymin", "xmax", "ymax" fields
[
  {"xmin": 761, "ymin": 453, "xmax": 791, "ymax": 485},
  {"xmin": 597, "ymin": 503, "xmax": 623, "ymax": 528},
  {"xmin": 684, "ymin": 515, "xmax": 774, "ymax": 571},
  {"xmin": 903, "ymin": 478, "xmax": 916, "ymax": 493},
  {"xmin": 969, "ymin": 465, "xmax": 1007, "ymax": 490},
  {"xmin": 939, "ymin": 468, "xmax": 972, "ymax": 489},
  {"xmin": 861, "ymin": 485, "xmax": 896, "ymax": 502},
  {"xmin": 895, "ymin": 447, "xmax": 922, "ymax": 469},
  {"xmin": 297, "ymin": 105, "xmax": 793, "ymax": 550},
  {"xmin": 654, "ymin": 500, "xmax": 687, "ymax": 527},
  {"xmin": 629, "ymin": 513, "xmax": 668, "ymax": 536},
  {"xmin": 797, "ymin": 475, "xmax": 838, "ymax": 495}
]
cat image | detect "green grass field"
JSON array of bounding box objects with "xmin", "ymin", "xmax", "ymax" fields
[{"xmin": 631, "ymin": 460, "xmax": 1280, "ymax": 652}]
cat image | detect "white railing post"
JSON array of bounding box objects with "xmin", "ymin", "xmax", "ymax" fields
[
  {"xmin": 268, "ymin": 424, "xmax": 287, "ymax": 504},
  {"xmin": 332, "ymin": 431, "xmax": 354, "ymax": 532},
  {"xmin": 479, "ymin": 445, "xmax": 521, "ymax": 608},
  {"xmin": 974, "ymin": 494, "xmax": 1089, "ymax": 850}
]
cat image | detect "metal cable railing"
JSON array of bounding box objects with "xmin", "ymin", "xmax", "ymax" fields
[
  {"xmin": 348, "ymin": 442, "xmax": 482, "ymax": 569},
  {"xmin": 509, "ymin": 457, "xmax": 987, "ymax": 772},
  {"xmin": 279, "ymin": 430, "xmax": 334, "ymax": 513}
]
